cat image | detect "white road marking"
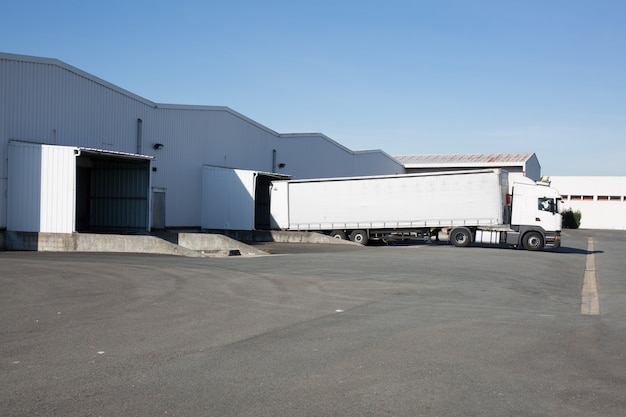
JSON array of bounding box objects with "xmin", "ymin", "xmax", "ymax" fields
[{"xmin": 581, "ymin": 237, "xmax": 600, "ymax": 315}]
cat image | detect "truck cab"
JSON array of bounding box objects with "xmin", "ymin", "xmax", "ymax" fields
[{"xmin": 509, "ymin": 178, "xmax": 562, "ymax": 249}]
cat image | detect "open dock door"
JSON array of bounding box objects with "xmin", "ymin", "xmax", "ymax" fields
[
  {"xmin": 8, "ymin": 142, "xmax": 153, "ymax": 233},
  {"xmin": 75, "ymin": 148, "xmax": 153, "ymax": 232},
  {"xmin": 201, "ymin": 166, "xmax": 289, "ymax": 231}
]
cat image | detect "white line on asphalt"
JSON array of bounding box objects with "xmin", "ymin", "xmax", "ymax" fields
[{"xmin": 581, "ymin": 237, "xmax": 600, "ymax": 315}]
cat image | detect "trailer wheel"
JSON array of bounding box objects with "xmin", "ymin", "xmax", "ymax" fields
[
  {"xmin": 523, "ymin": 232, "xmax": 543, "ymax": 251},
  {"xmin": 329, "ymin": 230, "xmax": 346, "ymax": 240},
  {"xmin": 349, "ymin": 230, "xmax": 368, "ymax": 245},
  {"xmin": 450, "ymin": 228, "xmax": 471, "ymax": 247}
]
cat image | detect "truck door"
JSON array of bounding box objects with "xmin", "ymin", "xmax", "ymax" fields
[
  {"xmin": 535, "ymin": 196, "xmax": 558, "ymax": 228},
  {"xmin": 511, "ymin": 182, "xmax": 559, "ymax": 232}
]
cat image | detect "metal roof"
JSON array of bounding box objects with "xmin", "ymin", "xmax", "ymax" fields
[{"xmin": 394, "ymin": 152, "xmax": 535, "ymax": 168}]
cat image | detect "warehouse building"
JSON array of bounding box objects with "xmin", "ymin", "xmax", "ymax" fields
[
  {"xmin": 3, "ymin": 52, "xmax": 622, "ymax": 246},
  {"xmin": 0, "ymin": 53, "xmax": 403, "ymax": 236}
]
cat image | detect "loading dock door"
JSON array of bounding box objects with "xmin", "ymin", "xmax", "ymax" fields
[
  {"xmin": 254, "ymin": 175, "xmax": 273, "ymax": 230},
  {"xmin": 75, "ymin": 148, "xmax": 153, "ymax": 232},
  {"xmin": 8, "ymin": 142, "xmax": 153, "ymax": 233},
  {"xmin": 201, "ymin": 166, "xmax": 289, "ymax": 231},
  {"xmin": 202, "ymin": 166, "xmax": 256, "ymax": 230}
]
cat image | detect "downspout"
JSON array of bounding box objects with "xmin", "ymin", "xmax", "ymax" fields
[
  {"xmin": 272, "ymin": 149, "xmax": 277, "ymax": 173},
  {"xmin": 136, "ymin": 119, "xmax": 143, "ymax": 155}
]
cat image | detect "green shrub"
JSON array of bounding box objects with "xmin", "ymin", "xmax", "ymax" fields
[{"xmin": 562, "ymin": 209, "xmax": 582, "ymax": 229}]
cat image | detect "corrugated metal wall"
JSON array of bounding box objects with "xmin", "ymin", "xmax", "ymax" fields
[
  {"xmin": 147, "ymin": 107, "xmax": 280, "ymax": 226},
  {"xmin": 89, "ymin": 158, "xmax": 149, "ymax": 230},
  {"xmin": 1, "ymin": 58, "xmax": 152, "ymax": 153},
  {"xmin": 7, "ymin": 142, "xmax": 42, "ymax": 232},
  {"xmin": 1, "ymin": 53, "xmax": 404, "ymax": 230},
  {"xmin": 0, "ymin": 179, "xmax": 6, "ymax": 229}
]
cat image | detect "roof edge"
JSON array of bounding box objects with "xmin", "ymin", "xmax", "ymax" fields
[
  {"xmin": 0, "ymin": 52, "xmax": 280, "ymax": 137},
  {"xmin": 279, "ymin": 133, "xmax": 403, "ymax": 167}
]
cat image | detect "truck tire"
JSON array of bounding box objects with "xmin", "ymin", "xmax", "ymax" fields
[
  {"xmin": 349, "ymin": 230, "xmax": 368, "ymax": 245},
  {"xmin": 523, "ymin": 231, "xmax": 543, "ymax": 251},
  {"xmin": 329, "ymin": 230, "xmax": 346, "ymax": 240},
  {"xmin": 450, "ymin": 228, "xmax": 471, "ymax": 247}
]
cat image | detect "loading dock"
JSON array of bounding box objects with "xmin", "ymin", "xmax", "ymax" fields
[
  {"xmin": 201, "ymin": 165, "xmax": 289, "ymax": 231},
  {"xmin": 76, "ymin": 149, "xmax": 152, "ymax": 232},
  {"xmin": 8, "ymin": 141, "xmax": 153, "ymax": 234}
]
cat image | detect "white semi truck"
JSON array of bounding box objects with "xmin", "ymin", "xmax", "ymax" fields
[{"xmin": 269, "ymin": 169, "xmax": 562, "ymax": 250}]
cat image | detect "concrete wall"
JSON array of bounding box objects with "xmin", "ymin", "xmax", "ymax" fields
[{"xmin": 550, "ymin": 176, "xmax": 626, "ymax": 230}]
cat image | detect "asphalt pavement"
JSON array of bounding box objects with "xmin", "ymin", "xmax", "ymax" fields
[{"xmin": 1, "ymin": 229, "xmax": 625, "ymax": 416}]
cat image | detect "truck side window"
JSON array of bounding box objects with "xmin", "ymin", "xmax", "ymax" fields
[{"xmin": 538, "ymin": 198, "xmax": 553, "ymax": 212}]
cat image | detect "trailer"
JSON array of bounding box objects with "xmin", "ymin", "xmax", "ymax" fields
[{"xmin": 269, "ymin": 169, "xmax": 562, "ymax": 250}]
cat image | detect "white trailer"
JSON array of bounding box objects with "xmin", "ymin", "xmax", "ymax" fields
[{"xmin": 270, "ymin": 169, "xmax": 562, "ymax": 250}]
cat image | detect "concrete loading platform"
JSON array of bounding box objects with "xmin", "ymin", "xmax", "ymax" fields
[{"xmin": 1, "ymin": 230, "xmax": 356, "ymax": 257}]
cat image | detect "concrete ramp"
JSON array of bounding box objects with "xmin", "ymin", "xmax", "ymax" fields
[
  {"xmin": 6, "ymin": 232, "xmax": 204, "ymax": 257},
  {"xmin": 4, "ymin": 230, "xmax": 355, "ymax": 256},
  {"xmin": 177, "ymin": 233, "xmax": 267, "ymax": 256},
  {"xmin": 5, "ymin": 231, "xmax": 272, "ymax": 257}
]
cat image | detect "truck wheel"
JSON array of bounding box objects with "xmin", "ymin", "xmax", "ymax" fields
[
  {"xmin": 450, "ymin": 228, "xmax": 471, "ymax": 247},
  {"xmin": 329, "ymin": 230, "xmax": 346, "ymax": 240},
  {"xmin": 349, "ymin": 230, "xmax": 368, "ymax": 245},
  {"xmin": 523, "ymin": 232, "xmax": 543, "ymax": 251}
]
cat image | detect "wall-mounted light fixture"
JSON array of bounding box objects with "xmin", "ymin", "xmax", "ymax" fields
[
  {"xmin": 153, "ymin": 143, "xmax": 164, "ymax": 150},
  {"xmin": 278, "ymin": 163, "xmax": 286, "ymax": 169}
]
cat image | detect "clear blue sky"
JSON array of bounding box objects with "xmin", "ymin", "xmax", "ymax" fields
[{"xmin": 3, "ymin": 0, "xmax": 625, "ymax": 175}]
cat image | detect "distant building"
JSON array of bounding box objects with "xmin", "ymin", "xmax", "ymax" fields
[
  {"xmin": 549, "ymin": 177, "xmax": 626, "ymax": 230},
  {"xmin": 395, "ymin": 152, "xmax": 541, "ymax": 181}
]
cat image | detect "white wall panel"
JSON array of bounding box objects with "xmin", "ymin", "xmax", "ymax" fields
[
  {"xmin": 560, "ymin": 200, "xmax": 626, "ymax": 230},
  {"xmin": 8, "ymin": 142, "xmax": 76, "ymax": 233},
  {"xmin": 550, "ymin": 176, "xmax": 626, "ymax": 230},
  {"xmin": 40, "ymin": 145, "xmax": 76, "ymax": 232},
  {"xmin": 202, "ymin": 166, "xmax": 256, "ymax": 230}
]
